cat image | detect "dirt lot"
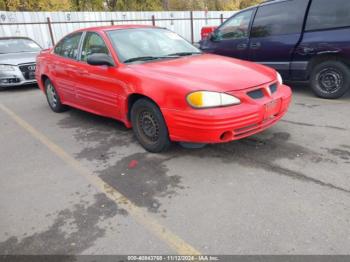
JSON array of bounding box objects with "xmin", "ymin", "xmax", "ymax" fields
[{"xmin": 0, "ymin": 84, "xmax": 349, "ymax": 255}]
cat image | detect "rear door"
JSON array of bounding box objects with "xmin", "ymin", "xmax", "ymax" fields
[
  {"xmin": 200, "ymin": 8, "xmax": 255, "ymax": 59},
  {"xmin": 248, "ymin": 0, "xmax": 309, "ymax": 79},
  {"xmin": 293, "ymin": 0, "xmax": 350, "ymax": 80},
  {"xmin": 51, "ymin": 32, "xmax": 83, "ymax": 103}
]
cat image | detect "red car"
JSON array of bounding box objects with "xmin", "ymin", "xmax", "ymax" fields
[
  {"xmin": 36, "ymin": 25, "xmax": 292, "ymax": 153},
  {"xmin": 201, "ymin": 26, "xmax": 217, "ymax": 40}
]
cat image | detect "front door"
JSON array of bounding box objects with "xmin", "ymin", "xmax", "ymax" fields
[
  {"xmin": 51, "ymin": 32, "xmax": 83, "ymax": 104},
  {"xmin": 75, "ymin": 31, "xmax": 122, "ymax": 118},
  {"xmin": 201, "ymin": 9, "xmax": 255, "ymax": 60}
]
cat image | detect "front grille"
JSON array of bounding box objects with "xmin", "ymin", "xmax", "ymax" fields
[
  {"xmin": 19, "ymin": 63, "xmax": 36, "ymax": 80},
  {"xmin": 247, "ymin": 83, "xmax": 278, "ymax": 99},
  {"xmin": 247, "ymin": 89, "xmax": 264, "ymax": 99},
  {"xmin": 234, "ymin": 123, "xmax": 259, "ymax": 134},
  {"xmin": 269, "ymin": 83, "xmax": 278, "ymax": 93}
]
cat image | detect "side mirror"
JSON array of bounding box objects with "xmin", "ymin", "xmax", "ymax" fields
[
  {"xmin": 87, "ymin": 53, "xmax": 115, "ymax": 67},
  {"xmin": 210, "ymin": 31, "xmax": 219, "ymax": 42}
]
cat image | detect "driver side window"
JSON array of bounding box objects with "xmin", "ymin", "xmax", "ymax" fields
[
  {"xmin": 216, "ymin": 10, "xmax": 254, "ymax": 40},
  {"xmin": 81, "ymin": 32, "xmax": 109, "ymax": 62}
]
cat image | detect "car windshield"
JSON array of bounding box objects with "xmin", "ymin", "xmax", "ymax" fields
[
  {"xmin": 0, "ymin": 38, "xmax": 41, "ymax": 54},
  {"xmin": 107, "ymin": 28, "xmax": 201, "ymax": 63}
]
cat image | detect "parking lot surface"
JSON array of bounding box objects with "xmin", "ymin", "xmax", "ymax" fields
[{"xmin": 0, "ymin": 84, "xmax": 350, "ymax": 255}]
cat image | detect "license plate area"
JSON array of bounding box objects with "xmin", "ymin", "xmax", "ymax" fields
[{"xmin": 264, "ymin": 99, "xmax": 281, "ymax": 120}]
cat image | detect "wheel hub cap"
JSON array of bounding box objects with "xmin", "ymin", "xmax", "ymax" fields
[
  {"xmin": 318, "ymin": 68, "xmax": 342, "ymax": 93},
  {"xmin": 139, "ymin": 111, "xmax": 159, "ymax": 142}
]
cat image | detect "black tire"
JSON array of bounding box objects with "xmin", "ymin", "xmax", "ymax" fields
[
  {"xmin": 44, "ymin": 78, "xmax": 68, "ymax": 113},
  {"xmin": 310, "ymin": 61, "xmax": 350, "ymax": 99},
  {"xmin": 131, "ymin": 98, "xmax": 171, "ymax": 153}
]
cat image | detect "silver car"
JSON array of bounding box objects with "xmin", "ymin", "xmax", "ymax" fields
[{"xmin": 0, "ymin": 37, "xmax": 42, "ymax": 89}]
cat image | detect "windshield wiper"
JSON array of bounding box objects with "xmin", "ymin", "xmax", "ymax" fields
[
  {"xmin": 166, "ymin": 51, "xmax": 202, "ymax": 56},
  {"xmin": 124, "ymin": 55, "xmax": 178, "ymax": 63}
]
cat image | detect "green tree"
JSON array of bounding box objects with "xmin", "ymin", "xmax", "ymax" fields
[
  {"xmin": 238, "ymin": 0, "xmax": 263, "ymax": 9},
  {"xmin": 105, "ymin": 0, "xmax": 162, "ymax": 11},
  {"xmin": 165, "ymin": 0, "xmax": 263, "ymax": 11},
  {"xmin": 71, "ymin": 0, "xmax": 104, "ymax": 11},
  {"xmin": 0, "ymin": 0, "xmax": 264, "ymax": 11},
  {"xmin": 1, "ymin": 0, "xmax": 71, "ymax": 11}
]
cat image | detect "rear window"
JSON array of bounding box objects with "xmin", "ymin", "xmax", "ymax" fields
[
  {"xmin": 306, "ymin": 0, "xmax": 350, "ymax": 31},
  {"xmin": 251, "ymin": 0, "xmax": 308, "ymax": 38}
]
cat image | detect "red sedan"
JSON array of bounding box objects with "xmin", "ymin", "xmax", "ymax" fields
[{"xmin": 36, "ymin": 25, "xmax": 292, "ymax": 152}]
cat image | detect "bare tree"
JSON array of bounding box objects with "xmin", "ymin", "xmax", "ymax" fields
[{"xmin": 162, "ymin": 0, "xmax": 169, "ymax": 10}]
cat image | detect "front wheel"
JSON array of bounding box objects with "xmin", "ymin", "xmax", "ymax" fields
[
  {"xmin": 310, "ymin": 61, "xmax": 350, "ymax": 99},
  {"xmin": 131, "ymin": 98, "xmax": 171, "ymax": 153},
  {"xmin": 44, "ymin": 79, "xmax": 68, "ymax": 113}
]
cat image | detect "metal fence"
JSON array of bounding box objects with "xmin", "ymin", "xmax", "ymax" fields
[{"xmin": 0, "ymin": 11, "xmax": 236, "ymax": 48}]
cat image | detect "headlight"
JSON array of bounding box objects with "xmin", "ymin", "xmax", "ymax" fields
[
  {"xmin": 0, "ymin": 65, "xmax": 16, "ymax": 71},
  {"xmin": 187, "ymin": 91, "xmax": 240, "ymax": 109},
  {"xmin": 277, "ymin": 72, "xmax": 283, "ymax": 85}
]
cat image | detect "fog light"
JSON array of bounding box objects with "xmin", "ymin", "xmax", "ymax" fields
[
  {"xmin": 0, "ymin": 78, "xmax": 20, "ymax": 84},
  {"xmin": 220, "ymin": 131, "xmax": 233, "ymax": 141}
]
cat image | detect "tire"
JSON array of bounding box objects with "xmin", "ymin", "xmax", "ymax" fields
[
  {"xmin": 131, "ymin": 98, "xmax": 171, "ymax": 153},
  {"xmin": 44, "ymin": 78, "xmax": 68, "ymax": 113},
  {"xmin": 310, "ymin": 61, "xmax": 350, "ymax": 99}
]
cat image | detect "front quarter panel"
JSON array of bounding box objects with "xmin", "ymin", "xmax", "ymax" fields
[
  {"xmin": 35, "ymin": 51, "xmax": 48, "ymax": 92},
  {"xmin": 119, "ymin": 65, "xmax": 191, "ymax": 112}
]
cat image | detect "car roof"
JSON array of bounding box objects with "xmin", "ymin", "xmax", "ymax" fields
[
  {"xmin": 240, "ymin": 0, "xmax": 292, "ymax": 10},
  {"xmin": 259, "ymin": 0, "xmax": 298, "ymax": 7},
  {"xmin": 75, "ymin": 24, "xmax": 158, "ymax": 33}
]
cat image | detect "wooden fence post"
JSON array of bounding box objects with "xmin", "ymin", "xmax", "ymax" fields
[{"xmin": 152, "ymin": 15, "xmax": 156, "ymax": 26}]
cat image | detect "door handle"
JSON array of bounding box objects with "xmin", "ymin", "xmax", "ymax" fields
[
  {"xmin": 237, "ymin": 43, "xmax": 248, "ymax": 50},
  {"xmin": 250, "ymin": 42, "xmax": 261, "ymax": 49},
  {"xmin": 302, "ymin": 47, "xmax": 315, "ymax": 54}
]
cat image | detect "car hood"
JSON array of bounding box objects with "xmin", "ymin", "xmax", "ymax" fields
[
  {"xmin": 0, "ymin": 52, "xmax": 39, "ymax": 65},
  {"xmin": 130, "ymin": 54, "xmax": 276, "ymax": 92}
]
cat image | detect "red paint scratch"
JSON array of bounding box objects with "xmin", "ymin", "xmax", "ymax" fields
[{"xmin": 128, "ymin": 160, "xmax": 138, "ymax": 169}]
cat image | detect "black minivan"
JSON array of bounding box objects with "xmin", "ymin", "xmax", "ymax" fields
[{"xmin": 200, "ymin": 0, "xmax": 350, "ymax": 99}]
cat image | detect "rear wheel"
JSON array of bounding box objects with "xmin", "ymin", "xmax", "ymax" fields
[
  {"xmin": 131, "ymin": 98, "xmax": 171, "ymax": 153},
  {"xmin": 44, "ymin": 79, "xmax": 68, "ymax": 112},
  {"xmin": 310, "ymin": 61, "xmax": 350, "ymax": 99}
]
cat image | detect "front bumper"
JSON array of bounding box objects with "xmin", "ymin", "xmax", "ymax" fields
[
  {"xmin": 0, "ymin": 64, "xmax": 37, "ymax": 87},
  {"xmin": 162, "ymin": 83, "xmax": 292, "ymax": 143}
]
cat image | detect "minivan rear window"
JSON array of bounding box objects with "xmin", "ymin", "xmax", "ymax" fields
[
  {"xmin": 306, "ymin": 0, "xmax": 350, "ymax": 31},
  {"xmin": 251, "ymin": 0, "xmax": 308, "ymax": 38}
]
